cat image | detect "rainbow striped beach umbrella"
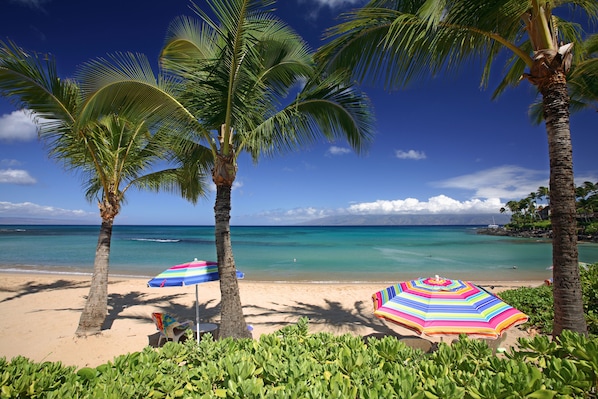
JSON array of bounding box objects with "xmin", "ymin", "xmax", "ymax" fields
[
  {"xmin": 148, "ymin": 259, "xmax": 244, "ymax": 343},
  {"xmin": 372, "ymin": 276, "xmax": 528, "ymax": 339}
]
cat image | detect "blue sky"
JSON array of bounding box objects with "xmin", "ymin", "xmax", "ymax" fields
[{"xmin": 1, "ymin": 0, "xmax": 596, "ymax": 226}]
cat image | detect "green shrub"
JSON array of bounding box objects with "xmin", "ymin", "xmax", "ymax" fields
[
  {"xmin": 2, "ymin": 319, "xmax": 597, "ymax": 398},
  {"xmin": 499, "ymin": 284, "xmax": 554, "ymax": 334},
  {"xmin": 582, "ymin": 222, "xmax": 598, "ymax": 235},
  {"xmin": 500, "ymin": 262, "xmax": 598, "ymax": 336}
]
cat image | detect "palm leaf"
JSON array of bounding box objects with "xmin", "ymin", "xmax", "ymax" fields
[{"xmin": 0, "ymin": 40, "xmax": 79, "ymax": 136}]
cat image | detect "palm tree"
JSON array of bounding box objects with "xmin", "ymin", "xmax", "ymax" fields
[
  {"xmin": 0, "ymin": 41, "xmax": 213, "ymax": 335},
  {"xmin": 77, "ymin": 0, "xmax": 375, "ymax": 338},
  {"xmin": 317, "ymin": 0, "xmax": 598, "ymax": 336},
  {"xmin": 537, "ymin": 186, "xmax": 550, "ymax": 206}
]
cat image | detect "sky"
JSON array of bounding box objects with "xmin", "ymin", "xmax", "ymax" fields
[{"xmin": 0, "ymin": 0, "xmax": 596, "ymax": 226}]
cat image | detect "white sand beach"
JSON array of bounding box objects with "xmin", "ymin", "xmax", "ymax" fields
[{"xmin": 0, "ymin": 273, "xmax": 542, "ymax": 368}]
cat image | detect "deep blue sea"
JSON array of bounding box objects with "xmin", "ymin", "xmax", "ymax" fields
[{"xmin": 1, "ymin": 225, "xmax": 597, "ymax": 282}]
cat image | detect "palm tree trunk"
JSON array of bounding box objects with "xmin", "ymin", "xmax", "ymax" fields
[
  {"xmin": 214, "ymin": 184, "xmax": 251, "ymax": 339},
  {"xmin": 542, "ymin": 73, "xmax": 588, "ymax": 337},
  {"xmin": 76, "ymin": 218, "xmax": 113, "ymax": 335}
]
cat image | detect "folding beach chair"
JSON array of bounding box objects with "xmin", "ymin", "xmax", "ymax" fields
[{"xmin": 151, "ymin": 312, "xmax": 194, "ymax": 346}]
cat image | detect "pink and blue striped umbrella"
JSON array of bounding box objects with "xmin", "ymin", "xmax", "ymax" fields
[
  {"xmin": 372, "ymin": 276, "xmax": 528, "ymax": 338},
  {"xmin": 148, "ymin": 259, "xmax": 244, "ymax": 288},
  {"xmin": 148, "ymin": 259, "xmax": 244, "ymax": 343}
]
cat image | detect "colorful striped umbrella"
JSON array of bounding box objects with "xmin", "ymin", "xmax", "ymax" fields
[
  {"xmin": 372, "ymin": 275, "xmax": 528, "ymax": 339},
  {"xmin": 148, "ymin": 259, "xmax": 244, "ymax": 343}
]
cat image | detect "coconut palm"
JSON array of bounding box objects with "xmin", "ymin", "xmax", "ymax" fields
[
  {"xmin": 317, "ymin": 0, "xmax": 598, "ymax": 335},
  {"xmin": 77, "ymin": 0, "xmax": 375, "ymax": 338},
  {"xmin": 0, "ymin": 40, "xmax": 213, "ymax": 335}
]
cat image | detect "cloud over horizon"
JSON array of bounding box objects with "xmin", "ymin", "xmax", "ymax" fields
[
  {"xmin": 347, "ymin": 195, "xmax": 502, "ymax": 214},
  {"xmin": 0, "ymin": 201, "xmax": 95, "ymax": 219},
  {"xmin": 247, "ymin": 165, "xmax": 556, "ymax": 223},
  {"xmin": 434, "ymin": 165, "xmax": 549, "ymax": 200}
]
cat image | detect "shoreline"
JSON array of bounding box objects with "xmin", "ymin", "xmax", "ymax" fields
[
  {"xmin": 0, "ymin": 263, "xmax": 552, "ymax": 284},
  {"xmin": 0, "ymin": 272, "xmax": 543, "ymax": 368}
]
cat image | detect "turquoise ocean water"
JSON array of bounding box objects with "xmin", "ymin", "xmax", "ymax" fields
[{"xmin": 1, "ymin": 225, "xmax": 597, "ymax": 282}]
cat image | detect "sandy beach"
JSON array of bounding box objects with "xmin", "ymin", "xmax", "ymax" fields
[{"xmin": 0, "ymin": 273, "xmax": 543, "ymax": 368}]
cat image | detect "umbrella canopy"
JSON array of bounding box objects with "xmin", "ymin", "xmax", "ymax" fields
[
  {"xmin": 148, "ymin": 259, "xmax": 244, "ymax": 343},
  {"xmin": 372, "ymin": 275, "xmax": 528, "ymax": 339},
  {"xmin": 148, "ymin": 259, "xmax": 244, "ymax": 287}
]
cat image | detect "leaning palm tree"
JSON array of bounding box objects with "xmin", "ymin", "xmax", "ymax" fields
[
  {"xmin": 78, "ymin": 0, "xmax": 375, "ymax": 338},
  {"xmin": 317, "ymin": 0, "xmax": 598, "ymax": 335},
  {"xmin": 0, "ymin": 40, "xmax": 213, "ymax": 335}
]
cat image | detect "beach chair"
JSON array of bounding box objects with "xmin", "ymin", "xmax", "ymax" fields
[{"xmin": 151, "ymin": 312, "xmax": 194, "ymax": 346}]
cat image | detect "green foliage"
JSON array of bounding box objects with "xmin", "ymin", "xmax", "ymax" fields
[
  {"xmin": 581, "ymin": 263, "xmax": 598, "ymax": 335},
  {"xmin": 585, "ymin": 222, "xmax": 598, "ymax": 235},
  {"xmin": 499, "ymin": 263, "xmax": 598, "ymax": 336},
  {"xmin": 501, "ymin": 182, "xmax": 598, "ymax": 234},
  {"xmin": 499, "ymin": 285, "xmax": 555, "ymax": 334},
  {"xmin": 2, "ymin": 317, "xmax": 598, "ymax": 398}
]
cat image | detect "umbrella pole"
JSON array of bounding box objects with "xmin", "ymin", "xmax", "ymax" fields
[{"xmin": 195, "ymin": 285, "xmax": 200, "ymax": 344}]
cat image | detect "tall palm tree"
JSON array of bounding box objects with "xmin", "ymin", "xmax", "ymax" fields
[
  {"xmin": 77, "ymin": 0, "xmax": 375, "ymax": 338},
  {"xmin": 0, "ymin": 41, "xmax": 213, "ymax": 335},
  {"xmin": 317, "ymin": 0, "xmax": 598, "ymax": 335}
]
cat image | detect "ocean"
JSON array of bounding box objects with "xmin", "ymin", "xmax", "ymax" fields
[{"xmin": 1, "ymin": 225, "xmax": 597, "ymax": 282}]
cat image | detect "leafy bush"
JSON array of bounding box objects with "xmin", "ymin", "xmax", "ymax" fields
[
  {"xmin": 2, "ymin": 319, "xmax": 597, "ymax": 398},
  {"xmin": 581, "ymin": 263, "xmax": 598, "ymax": 335},
  {"xmin": 499, "ymin": 284, "xmax": 554, "ymax": 333},
  {"xmin": 500, "ymin": 262, "xmax": 598, "ymax": 335},
  {"xmin": 583, "ymin": 222, "xmax": 598, "ymax": 235}
]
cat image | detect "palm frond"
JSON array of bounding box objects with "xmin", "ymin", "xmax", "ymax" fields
[
  {"xmin": 0, "ymin": 40, "xmax": 79, "ymax": 135},
  {"xmin": 317, "ymin": 0, "xmax": 595, "ymax": 95},
  {"xmin": 240, "ymin": 70, "xmax": 375, "ymax": 159},
  {"xmin": 76, "ymin": 52, "xmax": 212, "ymax": 146}
]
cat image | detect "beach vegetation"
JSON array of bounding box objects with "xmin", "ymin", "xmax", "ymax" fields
[
  {"xmin": 500, "ymin": 262, "xmax": 598, "ymax": 336},
  {"xmin": 75, "ymin": 0, "xmax": 375, "ymax": 339},
  {"xmin": 315, "ymin": 0, "xmax": 598, "ymax": 338},
  {"xmin": 2, "ymin": 318, "xmax": 598, "ymax": 398},
  {"xmin": 0, "ymin": 42, "xmax": 213, "ymax": 335},
  {"xmin": 500, "ymin": 182, "xmax": 598, "ymax": 239}
]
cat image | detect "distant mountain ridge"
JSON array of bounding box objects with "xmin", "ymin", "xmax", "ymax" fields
[{"xmin": 301, "ymin": 214, "xmax": 511, "ymax": 226}]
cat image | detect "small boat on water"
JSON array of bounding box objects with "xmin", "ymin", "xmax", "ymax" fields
[{"xmin": 488, "ymin": 217, "xmax": 499, "ymax": 229}]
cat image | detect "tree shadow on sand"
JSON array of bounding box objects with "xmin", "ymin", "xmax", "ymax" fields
[
  {"xmin": 101, "ymin": 291, "xmax": 221, "ymax": 332},
  {"xmin": 0, "ymin": 279, "xmax": 90, "ymax": 303},
  {"xmin": 243, "ymin": 298, "xmax": 419, "ymax": 341}
]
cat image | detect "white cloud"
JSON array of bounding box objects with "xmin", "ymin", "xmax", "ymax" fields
[
  {"xmin": 0, "ymin": 201, "xmax": 95, "ymax": 219},
  {"xmin": 0, "ymin": 110, "xmax": 38, "ymax": 142},
  {"xmin": 433, "ymin": 165, "xmax": 548, "ymax": 201},
  {"xmin": 395, "ymin": 149, "xmax": 427, "ymax": 160},
  {"xmin": 347, "ymin": 195, "xmax": 502, "ymax": 214},
  {"xmin": 249, "ymin": 194, "xmax": 503, "ymax": 223},
  {"xmin": 247, "ymin": 164, "xmax": 559, "ymax": 223},
  {"xmin": 327, "ymin": 146, "xmax": 352, "ymax": 156},
  {"xmin": 307, "ymin": 0, "xmax": 365, "ymax": 7},
  {"xmin": 0, "ymin": 169, "xmax": 37, "ymax": 184},
  {"xmin": 299, "ymin": 0, "xmax": 367, "ymax": 20}
]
